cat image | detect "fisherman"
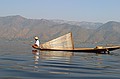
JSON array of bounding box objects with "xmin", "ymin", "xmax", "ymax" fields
[{"xmin": 32, "ymin": 36, "xmax": 40, "ymax": 48}]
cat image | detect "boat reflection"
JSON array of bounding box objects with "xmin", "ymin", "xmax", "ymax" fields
[
  {"xmin": 32, "ymin": 50, "xmax": 74, "ymax": 74},
  {"xmin": 40, "ymin": 51, "xmax": 74, "ymax": 60},
  {"xmin": 32, "ymin": 50, "xmax": 40, "ymax": 71},
  {"xmin": 32, "ymin": 50, "xmax": 74, "ymax": 60}
]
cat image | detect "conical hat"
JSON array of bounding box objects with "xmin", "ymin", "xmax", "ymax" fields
[{"xmin": 34, "ymin": 36, "xmax": 39, "ymax": 40}]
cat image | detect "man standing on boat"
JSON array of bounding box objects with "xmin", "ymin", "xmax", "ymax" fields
[
  {"xmin": 34, "ymin": 36, "xmax": 40, "ymax": 46},
  {"xmin": 32, "ymin": 36, "xmax": 40, "ymax": 48}
]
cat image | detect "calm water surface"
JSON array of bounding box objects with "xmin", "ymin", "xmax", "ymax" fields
[{"xmin": 0, "ymin": 41, "xmax": 120, "ymax": 79}]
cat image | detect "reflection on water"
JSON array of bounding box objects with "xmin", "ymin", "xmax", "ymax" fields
[
  {"xmin": 40, "ymin": 51, "xmax": 73, "ymax": 60},
  {"xmin": 32, "ymin": 50, "xmax": 74, "ymax": 74},
  {"xmin": 0, "ymin": 49, "xmax": 120, "ymax": 79},
  {"xmin": 32, "ymin": 50, "xmax": 74, "ymax": 62},
  {"xmin": 31, "ymin": 50, "xmax": 120, "ymax": 78},
  {"xmin": 32, "ymin": 50, "xmax": 40, "ymax": 71}
]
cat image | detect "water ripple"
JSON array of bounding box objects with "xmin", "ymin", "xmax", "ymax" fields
[{"xmin": 0, "ymin": 50, "xmax": 120, "ymax": 79}]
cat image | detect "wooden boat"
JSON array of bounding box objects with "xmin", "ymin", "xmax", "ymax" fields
[{"xmin": 32, "ymin": 32, "xmax": 120, "ymax": 54}]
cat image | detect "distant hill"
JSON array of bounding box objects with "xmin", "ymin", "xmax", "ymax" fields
[
  {"xmin": 87, "ymin": 21, "xmax": 120, "ymax": 43},
  {"xmin": 0, "ymin": 15, "xmax": 98, "ymax": 42},
  {"xmin": 51, "ymin": 20, "xmax": 103, "ymax": 29},
  {"xmin": 0, "ymin": 15, "xmax": 120, "ymax": 44}
]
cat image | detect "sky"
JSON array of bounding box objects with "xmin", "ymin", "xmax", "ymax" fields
[{"xmin": 0, "ymin": 0, "xmax": 120, "ymax": 23}]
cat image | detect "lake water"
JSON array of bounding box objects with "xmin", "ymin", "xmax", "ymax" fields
[{"xmin": 0, "ymin": 41, "xmax": 120, "ymax": 79}]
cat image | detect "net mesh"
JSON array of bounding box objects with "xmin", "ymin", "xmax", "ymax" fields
[{"xmin": 40, "ymin": 33, "xmax": 74, "ymax": 49}]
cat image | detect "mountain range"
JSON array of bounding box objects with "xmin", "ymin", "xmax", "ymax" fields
[{"xmin": 0, "ymin": 15, "xmax": 120, "ymax": 44}]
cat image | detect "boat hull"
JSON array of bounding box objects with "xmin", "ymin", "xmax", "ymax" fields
[{"xmin": 32, "ymin": 45, "xmax": 120, "ymax": 54}]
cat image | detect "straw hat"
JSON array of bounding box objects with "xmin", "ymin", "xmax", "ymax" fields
[{"xmin": 34, "ymin": 36, "xmax": 39, "ymax": 40}]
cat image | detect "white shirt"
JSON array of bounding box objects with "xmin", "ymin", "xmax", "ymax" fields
[{"xmin": 35, "ymin": 40, "xmax": 40, "ymax": 46}]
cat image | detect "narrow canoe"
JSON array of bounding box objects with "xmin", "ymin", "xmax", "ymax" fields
[{"xmin": 32, "ymin": 45, "xmax": 120, "ymax": 53}]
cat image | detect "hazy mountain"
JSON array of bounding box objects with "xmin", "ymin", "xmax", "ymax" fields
[
  {"xmin": 0, "ymin": 15, "xmax": 94, "ymax": 42},
  {"xmin": 51, "ymin": 20, "xmax": 103, "ymax": 29},
  {"xmin": 87, "ymin": 21, "xmax": 120, "ymax": 43},
  {"xmin": 0, "ymin": 15, "xmax": 120, "ymax": 44}
]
